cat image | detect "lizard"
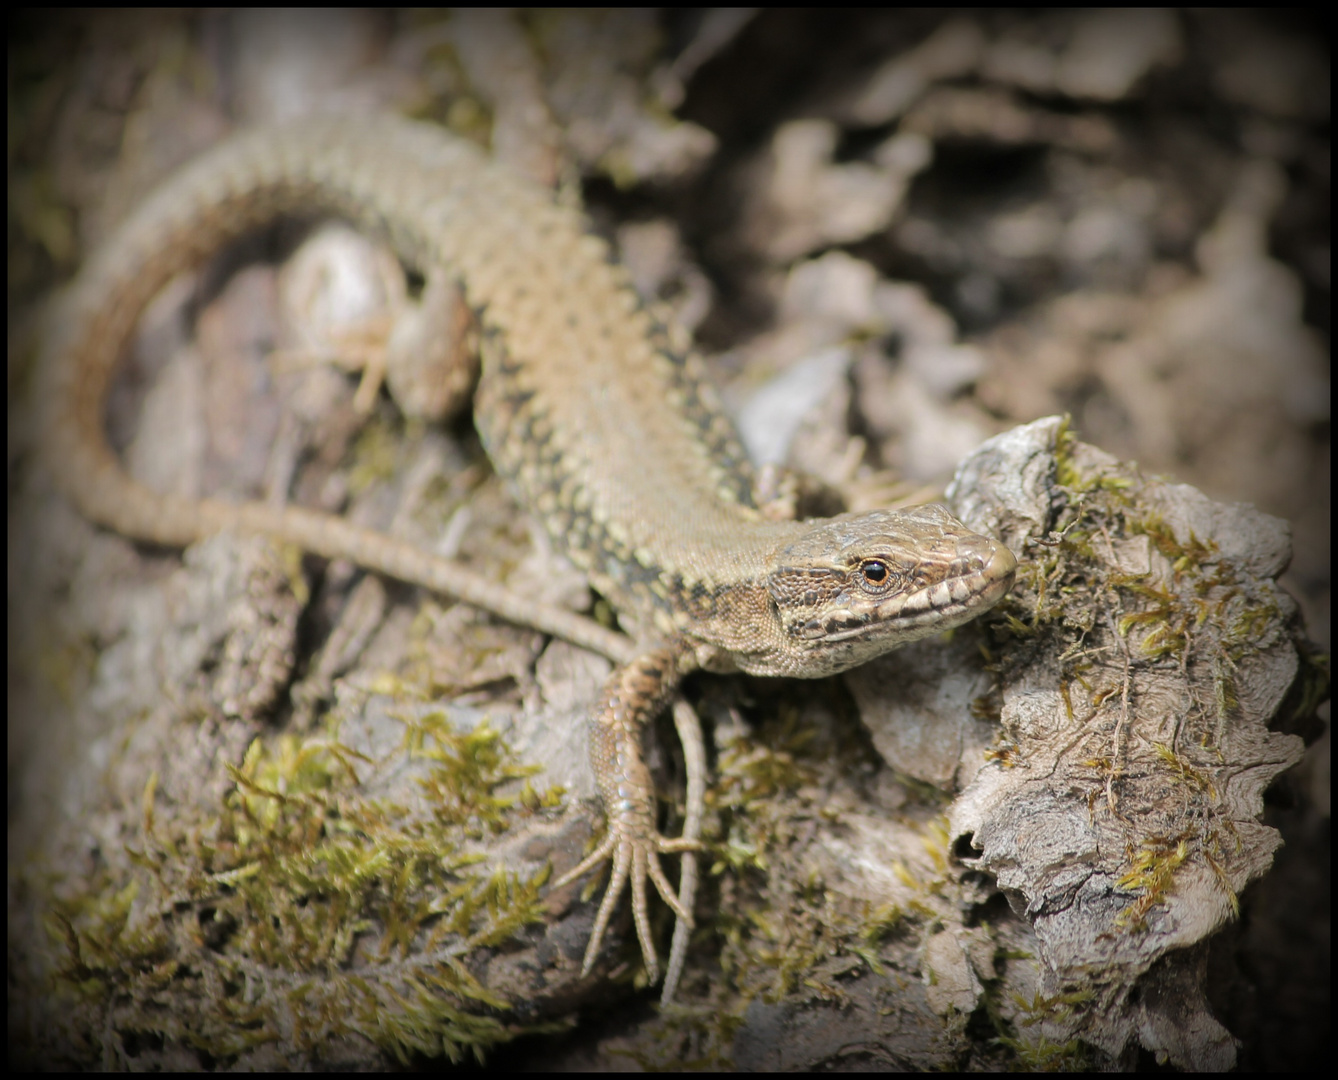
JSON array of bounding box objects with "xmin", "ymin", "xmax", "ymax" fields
[{"xmin": 39, "ymin": 114, "xmax": 1017, "ymax": 1003}]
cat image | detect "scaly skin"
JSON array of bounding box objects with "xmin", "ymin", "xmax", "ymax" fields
[{"xmin": 41, "ymin": 115, "xmax": 1017, "ymax": 1001}]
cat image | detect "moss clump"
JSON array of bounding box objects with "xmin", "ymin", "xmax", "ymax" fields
[{"xmin": 44, "ymin": 711, "xmax": 569, "ymax": 1067}]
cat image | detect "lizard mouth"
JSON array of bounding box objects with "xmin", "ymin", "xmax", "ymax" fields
[{"xmin": 806, "ymin": 541, "xmax": 1016, "ymax": 645}]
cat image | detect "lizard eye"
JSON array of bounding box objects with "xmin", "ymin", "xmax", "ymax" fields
[{"xmin": 859, "ymin": 560, "xmax": 890, "ymax": 587}]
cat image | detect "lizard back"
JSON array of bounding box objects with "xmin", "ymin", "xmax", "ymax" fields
[{"xmin": 43, "ymin": 115, "xmax": 803, "ymax": 636}]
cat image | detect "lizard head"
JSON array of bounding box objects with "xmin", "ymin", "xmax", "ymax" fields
[{"xmin": 755, "ymin": 504, "xmax": 1016, "ymax": 678}]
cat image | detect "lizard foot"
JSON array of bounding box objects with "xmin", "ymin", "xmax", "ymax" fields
[
  {"xmin": 554, "ymin": 824, "xmax": 700, "ymax": 985},
  {"xmin": 556, "ymin": 643, "xmax": 702, "ymax": 988}
]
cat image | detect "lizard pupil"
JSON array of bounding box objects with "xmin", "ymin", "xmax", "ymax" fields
[{"xmin": 862, "ymin": 560, "xmax": 889, "ymax": 585}]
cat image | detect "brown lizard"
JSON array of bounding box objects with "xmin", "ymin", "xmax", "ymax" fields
[{"xmin": 40, "ymin": 115, "xmax": 1016, "ymax": 1002}]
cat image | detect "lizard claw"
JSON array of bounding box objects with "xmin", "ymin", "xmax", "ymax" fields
[
  {"xmin": 554, "ymin": 645, "xmax": 703, "ymax": 988},
  {"xmin": 554, "ymin": 825, "xmax": 699, "ymax": 984}
]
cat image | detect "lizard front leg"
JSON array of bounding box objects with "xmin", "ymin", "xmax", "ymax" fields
[{"xmin": 554, "ymin": 642, "xmax": 701, "ymax": 986}]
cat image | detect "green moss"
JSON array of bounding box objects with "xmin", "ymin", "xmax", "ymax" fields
[
  {"xmin": 46, "ymin": 712, "xmax": 568, "ymax": 1066},
  {"xmin": 1273, "ymin": 640, "xmax": 1330, "ymax": 734},
  {"xmin": 985, "ymin": 981, "xmax": 1095, "ymax": 1070},
  {"xmin": 1152, "ymin": 742, "xmax": 1217, "ymax": 799},
  {"xmin": 996, "ymin": 1032, "xmax": 1091, "ymax": 1071},
  {"xmin": 346, "ymin": 412, "xmax": 408, "ymax": 494},
  {"xmin": 619, "ymin": 694, "xmax": 958, "ymax": 1066},
  {"xmin": 1115, "ymin": 834, "xmax": 1191, "ymax": 931},
  {"xmin": 1008, "ymin": 986, "xmax": 1095, "ymax": 1027},
  {"xmin": 986, "ymin": 421, "xmax": 1308, "ymax": 954}
]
